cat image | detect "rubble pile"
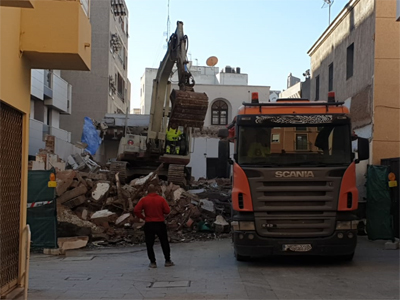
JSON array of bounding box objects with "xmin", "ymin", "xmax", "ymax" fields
[{"xmin": 55, "ymin": 164, "xmax": 233, "ymax": 247}]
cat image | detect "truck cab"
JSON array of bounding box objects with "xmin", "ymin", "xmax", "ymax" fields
[{"xmin": 221, "ymin": 92, "xmax": 369, "ymax": 261}]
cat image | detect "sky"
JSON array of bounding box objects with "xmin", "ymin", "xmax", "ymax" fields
[{"xmin": 126, "ymin": 0, "xmax": 349, "ymax": 109}]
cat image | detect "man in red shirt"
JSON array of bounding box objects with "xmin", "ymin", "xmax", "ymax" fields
[{"xmin": 134, "ymin": 184, "xmax": 174, "ymax": 268}]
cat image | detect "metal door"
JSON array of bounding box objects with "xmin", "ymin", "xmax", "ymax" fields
[{"xmin": 0, "ymin": 102, "xmax": 23, "ymax": 295}]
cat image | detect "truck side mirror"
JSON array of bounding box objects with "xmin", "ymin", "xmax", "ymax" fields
[
  {"xmin": 357, "ymin": 137, "xmax": 369, "ymax": 161},
  {"xmin": 218, "ymin": 128, "xmax": 229, "ymax": 138}
]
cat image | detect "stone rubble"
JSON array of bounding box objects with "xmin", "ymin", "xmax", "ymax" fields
[{"xmin": 55, "ymin": 166, "xmax": 233, "ymax": 248}]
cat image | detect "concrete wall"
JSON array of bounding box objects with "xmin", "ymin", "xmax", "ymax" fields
[
  {"xmin": 188, "ymin": 137, "xmax": 235, "ymax": 180},
  {"xmin": 309, "ymin": 0, "xmax": 375, "ymax": 107},
  {"xmin": 280, "ymin": 81, "xmax": 301, "ymax": 98}
]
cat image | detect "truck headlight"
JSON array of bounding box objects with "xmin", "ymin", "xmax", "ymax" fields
[
  {"xmin": 336, "ymin": 221, "xmax": 359, "ymax": 230},
  {"xmin": 239, "ymin": 221, "xmax": 255, "ymax": 231}
]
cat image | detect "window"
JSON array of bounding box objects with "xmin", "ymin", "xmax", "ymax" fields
[
  {"xmin": 117, "ymin": 72, "xmax": 125, "ymax": 102},
  {"xmin": 328, "ymin": 63, "xmax": 333, "ymax": 91},
  {"xmin": 296, "ymin": 134, "xmax": 308, "ymax": 151},
  {"xmin": 315, "ymin": 75, "xmax": 320, "ymax": 100},
  {"xmin": 346, "ymin": 43, "xmax": 354, "ymax": 79},
  {"xmin": 296, "ymin": 127, "xmax": 307, "ymax": 131},
  {"xmin": 272, "ymin": 134, "xmax": 280, "ymax": 143},
  {"xmin": 211, "ymin": 100, "xmax": 228, "ymax": 125}
]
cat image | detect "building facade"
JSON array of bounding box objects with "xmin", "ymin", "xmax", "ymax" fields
[
  {"xmin": 0, "ymin": 0, "xmax": 91, "ymax": 298},
  {"xmin": 308, "ymin": 0, "xmax": 400, "ymax": 198},
  {"xmin": 141, "ymin": 64, "xmax": 270, "ymax": 179},
  {"xmin": 60, "ymin": 0, "xmax": 130, "ymax": 144},
  {"xmin": 29, "ymin": 69, "xmax": 73, "ymax": 156}
]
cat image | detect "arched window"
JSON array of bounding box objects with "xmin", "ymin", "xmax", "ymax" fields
[{"xmin": 211, "ymin": 100, "xmax": 228, "ymax": 125}]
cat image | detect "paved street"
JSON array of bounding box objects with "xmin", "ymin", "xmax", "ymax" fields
[{"xmin": 28, "ymin": 236, "xmax": 399, "ymax": 300}]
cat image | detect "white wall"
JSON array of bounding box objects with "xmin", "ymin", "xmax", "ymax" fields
[
  {"xmin": 31, "ymin": 69, "xmax": 44, "ymax": 100},
  {"xmin": 188, "ymin": 137, "xmax": 235, "ymax": 180},
  {"xmin": 54, "ymin": 138, "xmax": 83, "ymax": 161},
  {"xmin": 29, "ymin": 119, "xmax": 46, "ymax": 156},
  {"xmin": 197, "ymin": 84, "xmax": 270, "ymax": 127},
  {"xmin": 279, "ymin": 81, "xmax": 301, "ymax": 98}
]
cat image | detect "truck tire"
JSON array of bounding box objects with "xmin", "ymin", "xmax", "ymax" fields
[{"xmin": 339, "ymin": 252, "xmax": 354, "ymax": 262}]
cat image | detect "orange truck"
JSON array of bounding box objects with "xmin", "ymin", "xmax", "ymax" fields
[{"xmin": 218, "ymin": 92, "xmax": 369, "ymax": 261}]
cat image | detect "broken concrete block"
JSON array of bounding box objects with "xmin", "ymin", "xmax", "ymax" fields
[
  {"xmin": 199, "ymin": 199, "xmax": 215, "ymax": 214},
  {"xmin": 91, "ymin": 181, "xmax": 111, "ymax": 202},
  {"xmin": 86, "ymin": 178, "xmax": 94, "ymax": 188},
  {"xmin": 214, "ymin": 215, "xmax": 229, "ymax": 233},
  {"xmin": 70, "ymin": 180, "xmax": 79, "ymax": 189},
  {"xmin": 32, "ymin": 161, "xmax": 45, "ymax": 170},
  {"xmin": 57, "ymin": 236, "xmax": 89, "ymax": 253},
  {"xmin": 116, "ymin": 213, "xmax": 131, "ymax": 226},
  {"xmin": 74, "ymin": 207, "xmax": 90, "ymax": 221},
  {"xmin": 384, "ymin": 240, "xmax": 399, "ymax": 250},
  {"xmin": 90, "ymin": 209, "xmax": 117, "ymax": 225},
  {"xmin": 43, "ymin": 248, "xmax": 61, "ymax": 255},
  {"xmin": 57, "ymin": 185, "xmax": 87, "ymax": 204},
  {"xmin": 63, "ymin": 195, "xmax": 87, "ymax": 209},
  {"xmin": 173, "ymin": 188, "xmax": 185, "ymax": 201},
  {"xmin": 53, "ymin": 162, "xmax": 66, "ymax": 172},
  {"xmin": 131, "ymin": 173, "xmax": 153, "ymax": 186}
]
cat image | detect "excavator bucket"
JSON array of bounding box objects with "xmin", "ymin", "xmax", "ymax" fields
[{"xmin": 169, "ymin": 89, "xmax": 209, "ymax": 129}]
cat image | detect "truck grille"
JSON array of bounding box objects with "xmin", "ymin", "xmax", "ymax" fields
[{"xmin": 245, "ymin": 168, "xmax": 344, "ymax": 238}]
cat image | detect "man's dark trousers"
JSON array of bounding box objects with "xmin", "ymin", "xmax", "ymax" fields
[{"xmin": 144, "ymin": 222, "xmax": 170, "ymax": 263}]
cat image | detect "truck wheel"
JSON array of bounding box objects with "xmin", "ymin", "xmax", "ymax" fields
[{"xmin": 234, "ymin": 251, "xmax": 249, "ymax": 262}]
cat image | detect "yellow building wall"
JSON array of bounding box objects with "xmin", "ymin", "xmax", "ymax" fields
[
  {"xmin": 1, "ymin": 1, "xmax": 91, "ymax": 296},
  {"xmin": 373, "ymin": 0, "xmax": 400, "ymax": 164},
  {"xmin": 0, "ymin": 6, "xmax": 31, "ymax": 294}
]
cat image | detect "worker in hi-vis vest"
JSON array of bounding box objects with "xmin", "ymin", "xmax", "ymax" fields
[
  {"xmin": 247, "ymin": 130, "xmax": 270, "ymax": 158},
  {"xmin": 165, "ymin": 125, "xmax": 182, "ymax": 154}
]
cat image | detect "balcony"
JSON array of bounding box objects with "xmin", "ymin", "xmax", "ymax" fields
[
  {"xmin": 44, "ymin": 72, "xmax": 72, "ymax": 114},
  {"xmin": 20, "ymin": 0, "xmax": 91, "ymax": 71},
  {"xmin": 0, "ymin": 0, "xmax": 33, "ymax": 8}
]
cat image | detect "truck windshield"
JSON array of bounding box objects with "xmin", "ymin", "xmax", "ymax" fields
[{"xmin": 237, "ymin": 124, "xmax": 352, "ymax": 166}]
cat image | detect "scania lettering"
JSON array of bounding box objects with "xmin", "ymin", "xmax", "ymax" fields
[
  {"xmin": 275, "ymin": 171, "xmax": 315, "ymax": 178},
  {"xmin": 219, "ymin": 92, "xmax": 369, "ymax": 261}
]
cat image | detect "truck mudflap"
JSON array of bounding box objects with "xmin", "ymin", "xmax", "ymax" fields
[{"xmin": 233, "ymin": 230, "xmax": 357, "ymax": 257}]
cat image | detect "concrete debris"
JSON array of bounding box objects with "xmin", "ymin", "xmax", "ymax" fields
[
  {"xmin": 57, "ymin": 185, "xmax": 88, "ymax": 204},
  {"xmin": 91, "ymin": 182, "xmax": 111, "ymax": 202},
  {"xmin": 199, "ymin": 199, "xmax": 216, "ymax": 214},
  {"xmin": 116, "ymin": 213, "xmax": 131, "ymax": 226},
  {"xmin": 53, "ymin": 162, "xmax": 232, "ymax": 249},
  {"xmin": 58, "ymin": 236, "xmax": 89, "ymax": 253}
]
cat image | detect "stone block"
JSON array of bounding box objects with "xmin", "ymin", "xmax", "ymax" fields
[
  {"xmin": 63, "ymin": 195, "xmax": 87, "ymax": 209},
  {"xmin": 56, "ymin": 170, "xmax": 76, "ymax": 196},
  {"xmin": 58, "ymin": 185, "xmax": 87, "ymax": 204},
  {"xmin": 43, "ymin": 248, "xmax": 62, "ymax": 255},
  {"xmin": 91, "ymin": 181, "xmax": 111, "ymax": 202},
  {"xmin": 57, "ymin": 236, "xmax": 89, "ymax": 253}
]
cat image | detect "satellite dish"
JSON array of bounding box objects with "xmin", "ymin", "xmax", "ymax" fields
[{"xmin": 206, "ymin": 56, "xmax": 218, "ymax": 67}]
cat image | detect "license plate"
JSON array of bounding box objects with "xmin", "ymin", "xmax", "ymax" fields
[{"xmin": 282, "ymin": 244, "xmax": 312, "ymax": 252}]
